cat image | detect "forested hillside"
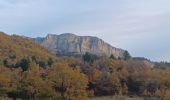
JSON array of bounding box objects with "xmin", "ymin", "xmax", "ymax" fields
[
  {"xmin": 66, "ymin": 54, "xmax": 170, "ymax": 100},
  {"xmin": 0, "ymin": 32, "xmax": 56, "ymax": 63},
  {"xmin": 0, "ymin": 32, "xmax": 170, "ymax": 100},
  {"xmin": 0, "ymin": 32, "xmax": 88, "ymax": 99}
]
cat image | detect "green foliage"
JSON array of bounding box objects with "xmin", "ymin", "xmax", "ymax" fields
[
  {"xmin": 15, "ymin": 58, "xmax": 30, "ymax": 71},
  {"xmin": 110, "ymin": 54, "xmax": 116, "ymax": 60},
  {"xmin": 38, "ymin": 60, "xmax": 46, "ymax": 68},
  {"xmin": 3, "ymin": 59, "xmax": 8, "ymax": 67},
  {"xmin": 83, "ymin": 52, "xmax": 97, "ymax": 64},
  {"xmin": 123, "ymin": 51, "xmax": 131, "ymax": 60},
  {"xmin": 47, "ymin": 58, "xmax": 53, "ymax": 66}
]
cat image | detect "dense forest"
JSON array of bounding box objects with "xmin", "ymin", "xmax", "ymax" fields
[{"xmin": 0, "ymin": 32, "xmax": 170, "ymax": 100}]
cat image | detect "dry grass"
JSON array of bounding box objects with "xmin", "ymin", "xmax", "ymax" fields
[{"xmin": 90, "ymin": 96, "xmax": 144, "ymax": 100}]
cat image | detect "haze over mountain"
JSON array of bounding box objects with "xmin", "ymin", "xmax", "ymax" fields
[{"xmin": 32, "ymin": 33, "xmax": 126, "ymax": 58}]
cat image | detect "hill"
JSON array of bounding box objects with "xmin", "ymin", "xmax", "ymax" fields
[
  {"xmin": 0, "ymin": 32, "xmax": 56, "ymax": 66},
  {"xmin": 1, "ymin": 32, "xmax": 170, "ymax": 99},
  {"xmin": 0, "ymin": 32, "xmax": 88, "ymax": 99}
]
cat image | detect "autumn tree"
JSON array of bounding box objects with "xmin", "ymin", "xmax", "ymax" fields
[
  {"xmin": 0, "ymin": 67, "xmax": 11, "ymax": 97},
  {"xmin": 157, "ymin": 70, "xmax": 170, "ymax": 100},
  {"xmin": 96, "ymin": 72, "xmax": 121, "ymax": 95},
  {"xmin": 15, "ymin": 62, "xmax": 57, "ymax": 99},
  {"xmin": 47, "ymin": 62, "xmax": 88, "ymax": 100}
]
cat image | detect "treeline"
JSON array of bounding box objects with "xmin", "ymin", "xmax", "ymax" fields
[
  {"xmin": 0, "ymin": 52, "xmax": 170, "ymax": 100},
  {"xmin": 2, "ymin": 56, "xmax": 53, "ymax": 70},
  {"xmin": 0, "ymin": 56, "xmax": 88, "ymax": 100},
  {"xmin": 74, "ymin": 53, "xmax": 170, "ymax": 99}
]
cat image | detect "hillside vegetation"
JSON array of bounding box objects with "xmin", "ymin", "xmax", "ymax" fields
[
  {"xmin": 0, "ymin": 32, "xmax": 88, "ymax": 99},
  {"xmin": 0, "ymin": 32, "xmax": 56, "ymax": 63},
  {"xmin": 0, "ymin": 32, "xmax": 170, "ymax": 100}
]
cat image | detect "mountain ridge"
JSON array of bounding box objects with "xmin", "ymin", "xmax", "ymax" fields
[{"xmin": 32, "ymin": 33, "xmax": 127, "ymax": 58}]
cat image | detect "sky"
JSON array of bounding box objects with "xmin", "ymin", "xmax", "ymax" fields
[{"xmin": 0, "ymin": 0, "xmax": 170, "ymax": 61}]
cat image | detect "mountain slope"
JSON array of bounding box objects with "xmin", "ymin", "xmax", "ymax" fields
[
  {"xmin": 33, "ymin": 33, "xmax": 126, "ymax": 58},
  {"xmin": 0, "ymin": 32, "xmax": 56, "ymax": 65}
]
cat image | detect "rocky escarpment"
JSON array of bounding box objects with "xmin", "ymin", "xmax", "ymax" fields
[{"xmin": 33, "ymin": 33, "xmax": 126, "ymax": 58}]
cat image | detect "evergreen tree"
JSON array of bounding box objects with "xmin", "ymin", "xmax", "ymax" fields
[
  {"xmin": 38, "ymin": 61, "xmax": 46, "ymax": 68},
  {"xmin": 47, "ymin": 58, "xmax": 53, "ymax": 66},
  {"xmin": 83, "ymin": 52, "xmax": 97, "ymax": 64},
  {"xmin": 15, "ymin": 58, "xmax": 30, "ymax": 71},
  {"xmin": 123, "ymin": 51, "xmax": 131, "ymax": 60},
  {"xmin": 110, "ymin": 54, "xmax": 116, "ymax": 60}
]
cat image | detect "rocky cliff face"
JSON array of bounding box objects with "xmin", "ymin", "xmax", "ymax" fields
[{"xmin": 33, "ymin": 33, "xmax": 126, "ymax": 58}]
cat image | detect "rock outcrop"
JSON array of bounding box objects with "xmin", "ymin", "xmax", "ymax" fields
[{"xmin": 33, "ymin": 33, "xmax": 126, "ymax": 58}]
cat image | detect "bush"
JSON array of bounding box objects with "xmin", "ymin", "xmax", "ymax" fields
[
  {"xmin": 15, "ymin": 58, "xmax": 30, "ymax": 71},
  {"xmin": 83, "ymin": 52, "xmax": 97, "ymax": 64}
]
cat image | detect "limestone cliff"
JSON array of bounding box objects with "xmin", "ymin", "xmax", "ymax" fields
[{"xmin": 33, "ymin": 33, "xmax": 126, "ymax": 58}]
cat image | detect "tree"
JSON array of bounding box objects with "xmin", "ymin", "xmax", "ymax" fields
[
  {"xmin": 47, "ymin": 62, "xmax": 88, "ymax": 100},
  {"xmin": 7, "ymin": 68, "xmax": 22, "ymax": 100},
  {"xmin": 127, "ymin": 71, "xmax": 145, "ymax": 95},
  {"xmin": 15, "ymin": 58, "xmax": 30, "ymax": 71},
  {"xmin": 38, "ymin": 60, "xmax": 46, "ymax": 68},
  {"xmin": 15, "ymin": 63, "xmax": 58, "ymax": 99},
  {"xmin": 123, "ymin": 51, "xmax": 131, "ymax": 60},
  {"xmin": 83, "ymin": 52, "xmax": 97, "ymax": 64},
  {"xmin": 110, "ymin": 54, "xmax": 116, "ymax": 60},
  {"xmin": 96, "ymin": 72, "xmax": 121, "ymax": 95},
  {"xmin": 0, "ymin": 67, "xmax": 11, "ymax": 97},
  {"xmin": 47, "ymin": 58, "xmax": 53, "ymax": 67},
  {"xmin": 158, "ymin": 70, "xmax": 170, "ymax": 100},
  {"xmin": 146, "ymin": 82, "xmax": 159, "ymax": 96},
  {"xmin": 3, "ymin": 59, "xmax": 8, "ymax": 67},
  {"xmin": 31, "ymin": 55, "xmax": 37, "ymax": 63}
]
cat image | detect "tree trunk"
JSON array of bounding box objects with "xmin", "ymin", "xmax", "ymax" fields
[{"xmin": 61, "ymin": 81, "xmax": 65, "ymax": 100}]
